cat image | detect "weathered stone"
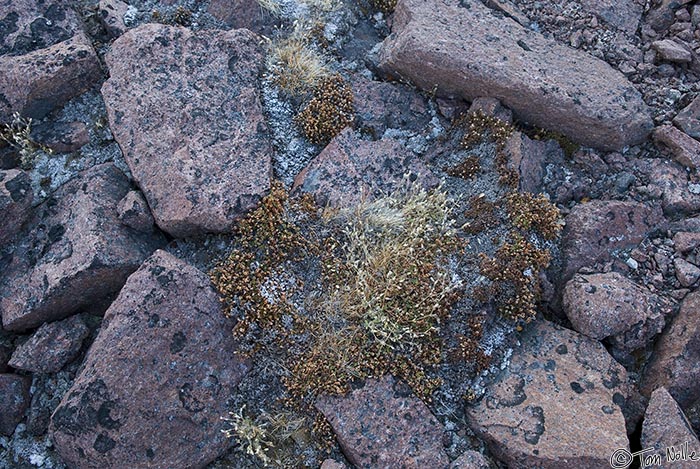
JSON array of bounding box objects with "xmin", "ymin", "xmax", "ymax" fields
[
  {"xmin": 207, "ymin": 0, "xmax": 286, "ymax": 37},
  {"xmin": 563, "ymin": 272, "xmax": 668, "ymax": 352},
  {"xmin": 642, "ymin": 387, "xmax": 700, "ymax": 469},
  {"xmin": 0, "ymin": 345, "xmax": 10, "ymax": 373},
  {"xmin": 468, "ymin": 97, "xmax": 513, "ymax": 124},
  {"xmin": 646, "ymin": 0, "xmax": 694, "ymax": 33},
  {"xmin": 0, "ymin": 374, "xmax": 31, "ymax": 436},
  {"xmin": 0, "ymin": 164, "xmax": 165, "ymax": 332},
  {"xmin": 98, "ymin": 0, "xmax": 129, "ymax": 39},
  {"xmin": 0, "ymin": 0, "xmax": 83, "ymax": 56},
  {"xmin": 654, "ymin": 125, "xmax": 700, "ymax": 169},
  {"xmin": 292, "ymin": 129, "xmax": 438, "ymax": 208},
  {"xmin": 0, "ymin": 169, "xmax": 32, "ymax": 245},
  {"xmin": 673, "ymin": 231, "xmax": 700, "ymax": 253},
  {"xmin": 378, "ymin": 0, "xmax": 652, "ymax": 151},
  {"xmin": 675, "ymin": 258, "xmax": 700, "ymax": 287},
  {"xmin": 102, "ymin": 24, "xmax": 272, "ymax": 237},
  {"xmin": 320, "ymin": 459, "xmax": 347, "ymax": 469},
  {"xmin": 466, "ymin": 320, "xmax": 632, "ymax": 469},
  {"xmin": 643, "ymin": 290, "xmax": 700, "ymax": 409},
  {"xmin": 503, "ymin": 131, "xmax": 564, "ymax": 194},
  {"xmin": 652, "ymin": 39, "xmax": 693, "ymax": 63},
  {"xmin": 315, "ymin": 375, "xmax": 449, "ymax": 468},
  {"xmin": 648, "ymin": 159, "xmax": 700, "ymax": 216},
  {"xmin": 579, "ymin": 0, "xmax": 644, "ymax": 33},
  {"xmin": 0, "ymin": 31, "xmax": 102, "ymax": 122},
  {"xmin": 561, "ymin": 200, "xmax": 664, "ymax": 282},
  {"xmin": 30, "ymin": 121, "xmax": 90, "ymax": 154},
  {"xmin": 674, "ymin": 95, "xmax": 700, "ymax": 140},
  {"xmin": 450, "ymin": 450, "xmax": 491, "ymax": 468},
  {"xmin": 8, "ymin": 315, "xmax": 89, "ymax": 373},
  {"xmin": 51, "ymin": 250, "xmax": 250, "ymax": 469},
  {"xmin": 117, "ymin": 190, "xmax": 155, "ymax": 233}
]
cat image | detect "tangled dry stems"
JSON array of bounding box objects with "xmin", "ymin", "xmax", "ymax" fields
[{"xmin": 0, "ymin": 112, "xmax": 52, "ymax": 169}]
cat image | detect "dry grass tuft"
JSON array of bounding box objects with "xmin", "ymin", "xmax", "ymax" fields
[
  {"xmin": 267, "ymin": 35, "xmax": 331, "ymax": 96},
  {"xmin": 0, "ymin": 112, "xmax": 52, "ymax": 169}
]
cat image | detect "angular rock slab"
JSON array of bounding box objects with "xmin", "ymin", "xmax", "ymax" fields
[
  {"xmin": 0, "ymin": 373, "xmax": 31, "ymax": 435},
  {"xmin": 292, "ymin": 129, "xmax": 438, "ymax": 208},
  {"xmin": 0, "ymin": 164, "xmax": 164, "ymax": 331},
  {"xmin": 102, "ymin": 24, "xmax": 272, "ymax": 237},
  {"xmin": 643, "ymin": 291, "xmax": 700, "ymax": 410},
  {"xmin": 378, "ymin": 0, "xmax": 652, "ymax": 151},
  {"xmin": 315, "ymin": 375, "xmax": 449, "ymax": 468},
  {"xmin": 51, "ymin": 250, "xmax": 250, "ymax": 469},
  {"xmin": 0, "ymin": 169, "xmax": 32, "ymax": 245},
  {"xmin": 642, "ymin": 387, "xmax": 700, "ymax": 469},
  {"xmin": 467, "ymin": 320, "xmax": 631, "ymax": 469}
]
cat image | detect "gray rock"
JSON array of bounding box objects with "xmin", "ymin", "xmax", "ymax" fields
[
  {"xmin": 97, "ymin": 0, "xmax": 130, "ymax": 39},
  {"xmin": 579, "ymin": 0, "xmax": 644, "ymax": 33},
  {"xmin": 652, "ymin": 39, "xmax": 693, "ymax": 63},
  {"xmin": 654, "ymin": 125, "xmax": 700, "ymax": 170},
  {"xmin": 116, "ymin": 190, "xmax": 155, "ymax": 233},
  {"xmin": 674, "ymin": 258, "xmax": 700, "ymax": 287},
  {"xmin": 673, "ymin": 95, "xmax": 700, "ymax": 140},
  {"xmin": 0, "ymin": 374, "xmax": 31, "ymax": 436},
  {"xmin": 0, "ymin": 169, "xmax": 32, "ymax": 245}
]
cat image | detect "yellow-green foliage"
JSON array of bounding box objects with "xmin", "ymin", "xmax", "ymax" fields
[
  {"xmin": 0, "ymin": 112, "xmax": 52, "ymax": 169},
  {"xmin": 268, "ymin": 36, "xmax": 331, "ymax": 96},
  {"xmin": 297, "ymin": 75, "xmax": 354, "ymax": 145}
]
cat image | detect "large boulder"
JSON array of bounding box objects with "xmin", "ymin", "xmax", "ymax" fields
[
  {"xmin": 101, "ymin": 24, "xmax": 272, "ymax": 237},
  {"xmin": 467, "ymin": 320, "xmax": 633, "ymax": 469},
  {"xmin": 0, "ymin": 164, "xmax": 165, "ymax": 331},
  {"xmin": 51, "ymin": 250, "xmax": 250, "ymax": 469},
  {"xmin": 378, "ymin": 0, "xmax": 652, "ymax": 151}
]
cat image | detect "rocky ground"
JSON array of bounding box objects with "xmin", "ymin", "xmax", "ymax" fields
[{"xmin": 2, "ymin": 0, "xmax": 700, "ymax": 468}]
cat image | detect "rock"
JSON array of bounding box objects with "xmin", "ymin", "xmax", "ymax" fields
[
  {"xmin": 117, "ymin": 190, "xmax": 155, "ymax": 233},
  {"xmin": 674, "ymin": 258, "xmax": 700, "ymax": 287},
  {"xmin": 642, "ymin": 387, "xmax": 700, "ymax": 469},
  {"xmin": 0, "ymin": 31, "xmax": 102, "ymax": 122},
  {"xmin": 315, "ymin": 375, "xmax": 449, "ymax": 468},
  {"xmin": 98, "ymin": 0, "xmax": 129, "ymax": 39},
  {"xmin": 468, "ymin": 97, "xmax": 513, "ymax": 124},
  {"xmin": 51, "ymin": 250, "xmax": 250, "ymax": 469},
  {"xmin": 450, "ymin": 450, "xmax": 491, "ymax": 468},
  {"xmin": 102, "ymin": 24, "xmax": 272, "ymax": 238},
  {"xmin": 646, "ymin": 0, "xmax": 694, "ymax": 33},
  {"xmin": 292, "ymin": 129, "xmax": 438, "ymax": 208},
  {"xmin": 207, "ymin": 0, "xmax": 285, "ymax": 37},
  {"xmin": 673, "ymin": 231, "xmax": 700, "ymax": 253},
  {"xmin": 320, "ymin": 459, "xmax": 347, "ymax": 469},
  {"xmin": 652, "ymin": 39, "xmax": 693, "ymax": 63},
  {"xmin": 643, "ymin": 290, "xmax": 700, "ymax": 409},
  {"xmin": 673, "ymin": 95, "xmax": 700, "ymax": 140},
  {"xmin": 0, "ymin": 0, "xmax": 83, "ymax": 56},
  {"xmin": 503, "ymin": 131, "xmax": 564, "ymax": 194},
  {"xmin": 8, "ymin": 315, "xmax": 89, "ymax": 373},
  {"xmin": 378, "ymin": 0, "xmax": 652, "ymax": 151},
  {"xmin": 0, "ymin": 164, "xmax": 165, "ymax": 332},
  {"xmin": 0, "ymin": 374, "xmax": 31, "ymax": 436},
  {"xmin": 0, "ymin": 169, "xmax": 32, "ymax": 245},
  {"xmin": 654, "ymin": 125, "xmax": 700, "ymax": 170},
  {"xmin": 562, "ymin": 272, "xmax": 668, "ymax": 352},
  {"xmin": 26, "ymin": 370, "xmax": 75, "ymax": 436},
  {"xmin": 648, "ymin": 159, "xmax": 700, "ymax": 216},
  {"xmin": 30, "ymin": 121, "xmax": 90, "ymax": 154},
  {"xmin": 351, "ymin": 75, "xmax": 431, "ymax": 137},
  {"xmin": 0, "ymin": 345, "xmax": 10, "ymax": 372},
  {"xmin": 579, "ymin": 0, "xmax": 643, "ymax": 33},
  {"xmin": 466, "ymin": 320, "xmax": 632, "ymax": 469},
  {"xmin": 561, "ymin": 200, "xmax": 664, "ymax": 282}
]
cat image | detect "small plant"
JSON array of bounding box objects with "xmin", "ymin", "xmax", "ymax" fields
[
  {"xmin": 505, "ymin": 192, "xmax": 562, "ymax": 240},
  {"xmin": 268, "ymin": 35, "xmax": 331, "ymax": 96},
  {"xmin": 0, "ymin": 112, "xmax": 52, "ymax": 169},
  {"xmin": 371, "ymin": 0, "xmax": 398, "ymax": 13},
  {"xmin": 257, "ymin": 0, "xmax": 284, "ymax": 16},
  {"xmin": 460, "ymin": 110, "xmax": 514, "ymax": 150},
  {"xmin": 462, "ymin": 193, "xmax": 499, "ymax": 234},
  {"xmin": 296, "ymin": 74, "xmax": 354, "ymax": 145},
  {"xmin": 446, "ymin": 155, "xmax": 480, "ymax": 179}
]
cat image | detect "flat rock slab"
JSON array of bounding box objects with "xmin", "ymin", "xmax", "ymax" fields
[
  {"xmin": 0, "ymin": 163, "xmax": 164, "ymax": 332},
  {"xmin": 51, "ymin": 250, "xmax": 250, "ymax": 469},
  {"xmin": 643, "ymin": 290, "xmax": 700, "ymax": 410},
  {"xmin": 653, "ymin": 125, "xmax": 700, "ymax": 170},
  {"xmin": 467, "ymin": 320, "xmax": 632, "ymax": 469},
  {"xmin": 315, "ymin": 375, "xmax": 449, "ymax": 468},
  {"xmin": 579, "ymin": 0, "xmax": 643, "ymax": 33},
  {"xmin": 561, "ymin": 200, "xmax": 664, "ymax": 282},
  {"xmin": 102, "ymin": 24, "xmax": 272, "ymax": 237},
  {"xmin": 292, "ymin": 129, "xmax": 438, "ymax": 208},
  {"xmin": 378, "ymin": 0, "xmax": 652, "ymax": 151},
  {"xmin": 642, "ymin": 387, "xmax": 700, "ymax": 469}
]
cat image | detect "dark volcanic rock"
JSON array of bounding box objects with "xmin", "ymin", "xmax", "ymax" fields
[
  {"xmin": 642, "ymin": 387, "xmax": 700, "ymax": 469},
  {"xmin": 561, "ymin": 200, "xmax": 664, "ymax": 282},
  {"xmin": 315, "ymin": 375, "xmax": 449, "ymax": 468},
  {"xmin": 102, "ymin": 24, "xmax": 272, "ymax": 237},
  {"xmin": 0, "ymin": 168, "xmax": 32, "ymax": 245},
  {"xmin": 643, "ymin": 290, "xmax": 700, "ymax": 410},
  {"xmin": 467, "ymin": 320, "xmax": 632, "ymax": 469},
  {"xmin": 378, "ymin": 0, "xmax": 652, "ymax": 151},
  {"xmin": 0, "ymin": 31, "xmax": 102, "ymax": 123},
  {"xmin": 50, "ymin": 250, "xmax": 250, "ymax": 469},
  {"xmin": 292, "ymin": 129, "xmax": 438, "ymax": 208},
  {"xmin": 0, "ymin": 163, "xmax": 165, "ymax": 332},
  {"xmin": 0, "ymin": 373, "xmax": 31, "ymax": 435},
  {"xmin": 9, "ymin": 315, "xmax": 89, "ymax": 373}
]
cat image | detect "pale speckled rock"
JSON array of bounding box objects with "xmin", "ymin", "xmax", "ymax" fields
[
  {"xmin": 97, "ymin": 0, "xmax": 130, "ymax": 39},
  {"xmin": 320, "ymin": 459, "xmax": 348, "ymax": 469},
  {"xmin": 563, "ymin": 272, "xmax": 668, "ymax": 352},
  {"xmin": 579, "ymin": 0, "xmax": 643, "ymax": 33},
  {"xmin": 673, "ymin": 96, "xmax": 700, "ymax": 140},
  {"xmin": 102, "ymin": 24, "xmax": 272, "ymax": 237},
  {"xmin": 117, "ymin": 190, "xmax": 155, "ymax": 233},
  {"xmin": 653, "ymin": 125, "xmax": 700, "ymax": 170},
  {"xmin": 0, "ymin": 164, "xmax": 165, "ymax": 332},
  {"xmin": 467, "ymin": 320, "xmax": 632, "ymax": 469},
  {"xmin": 643, "ymin": 291, "xmax": 700, "ymax": 410},
  {"xmin": 648, "ymin": 159, "xmax": 700, "ymax": 216},
  {"xmin": 292, "ymin": 129, "xmax": 438, "ymax": 208},
  {"xmin": 652, "ymin": 39, "xmax": 693, "ymax": 63},
  {"xmin": 0, "ymin": 169, "xmax": 32, "ymax": 245},
  {"xmin": 378, "ymin": 0, "xmax": 652, "ymax": 151},
  {"xmin": 50, "ymin": 250, "xmax": 250, "ymax": 469},
  {"xmin": 641, "ymin": 387, "xmax": 700, "ymax": 469},
  {"xmin": 315, "ymin": 375, "xmax": 449, "ymax": 469},
  {"xmin": 674, "ymin": 258, "xmax": 700, "ymax": 287},
  {"xmin": 673, "ymin": 232, "xmax": 700, "ymax": 254},
  {"xmin": 503, "ymin": 131, "xmax": 564, "ymax": 195},
  {"xmin": 450, "ymin": 450, "xmax": 491, "ymax": 468}
]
